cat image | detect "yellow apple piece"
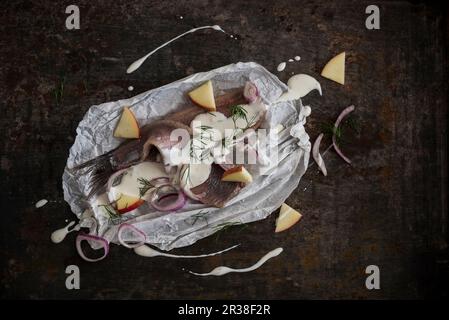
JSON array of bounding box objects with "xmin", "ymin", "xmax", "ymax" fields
[
  {"xmin": 116, "ymin": 194, "xmax": 144, "ymax": 214},
  {"xmin": 188, "ymin": 80, "xmax": 216, "ymax": 111},
  {"xmin": 321, "ymin": 52, "xmax": 346, "ymax": 85},
  {"xmin": 275, "ymin": 203, "xmax": 302, "ymax": 233},
  {"xmin": 113, "ymin": 107, "xmax": 140, "ymax": 138},
  {"xmin": 221, "ymin": 165, "xmax": 253, "ymax": 184}
]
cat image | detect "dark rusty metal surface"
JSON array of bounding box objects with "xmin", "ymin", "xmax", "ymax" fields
[{"xmin": 0, "ymin": 0, "xmax": 447, "ymax": 299}]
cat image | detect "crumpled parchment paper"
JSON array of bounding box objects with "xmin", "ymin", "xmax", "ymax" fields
[{"xmin": 62, "ymin": 62, "xmax": 311, "ymax": 251}]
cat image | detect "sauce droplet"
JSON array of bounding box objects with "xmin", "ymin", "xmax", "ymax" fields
[
  {"xmin": 35, "ymin": 199, "xmax": 48, "ymax": 208},
  {"xmin": 277, "ymin": 62, "xmax": 286, "ymax": 72},
  {"xmin": 51, "ymin": 221, "xmax": 80, "ymax": 244},
  {"xmin": 294, "ymin": 56, "xmax": 301, "ymax": 61},
  {"xmin": 128, "ymin": 86, "xmax": 134, "ymax": 91}
]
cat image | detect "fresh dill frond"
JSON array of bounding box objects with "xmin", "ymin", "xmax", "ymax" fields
[
  {"xmin": 320, "ymin": 122, "xmax": 343, "ymax": 145},
  {"xmin": 54, "ymin": 75, "xmax": 66, "ymax": 105},
  {"xmin": 186, "ymin": 210, "xmax": 210, "ymax": 226},
  {"xmin": 213, "ymin": 221, "xmax": 248, "ymax": 242},
  {"xmin": 137, "ymin": 177, "xmax": 155, "ymax": 198},
  {"xmin": 98, "ymin": 204, "xmax": 121, "ymax": 224},
  {"xmin": 320, "ymin": 115, "xmax": 361, "ymax": 146},
  {"xmin": 230, "ymin": 105, "xmax": 248, "ymax": 124}
]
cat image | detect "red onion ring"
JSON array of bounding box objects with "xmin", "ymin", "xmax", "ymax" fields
[
  {"xmin": 332, "ymin": 105, "xmax": 355, "ymax": 164},
  {"xmin": 150, "ymin": 184, "xmax": 186, "ymax": 212},
  {"xmin": 243, "ymin": 82, "xmax": 259, "ymax": 103},
  {"xmin": 76, "ymin": 233, "xmax": 109, "ymax": 262},
  {"xmin": 117, "ymin": 223, "xmax": 146, "ymax": 248},
  {"xmin": 313, "ymin": 133, "xmax": 327, "ymax": 176}
]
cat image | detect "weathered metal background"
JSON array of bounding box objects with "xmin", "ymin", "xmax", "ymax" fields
[{"xmin": 0, "ymin": 0, "xmax": 447, "ymax": 299}]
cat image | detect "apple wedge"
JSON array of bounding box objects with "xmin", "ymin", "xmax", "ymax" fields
[
  {"xmin": 116, "ymin": 194, "xmax": 144, "ymax": 214},
  {"xmin": 113, "ymin": 106, "xmax": 140, "ymax": 138},
  {"xmin": 188, "ymin": 80, "xmax": 216, "ymax": 111},
  {"xmin": 275, "ymin": 203, "xmax": 302, "ymax": 233},
  {"xmin": 221, "ymin": 165, "xmax": 253, "ymax": 184},
  {"xmin": 321, "ymin": 52, "xmax": 345, "ymax": 85}
]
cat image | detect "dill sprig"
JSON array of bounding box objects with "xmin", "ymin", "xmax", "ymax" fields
[
  {"xmin": 186, "ymin": 210, "xmax": 210, "ymax": 226},
  {"xmin": 54, "ymin": 75, "xmax": 66, "ymax": 105},
  {"xmin": 231, "ymin": 105, "xmax": 248, "ymax": 124},
  {"xmin": 320, "ymin": 122, "xmax": 343, "ymax": 145},
  {"xmin": 98, "ymin": 204, "xmax": 121, "ymax": 224},
  {"xmin": 320, "ymin": 115, "xmax": 361, "ymax": 146},
  {"xmin": 189, "ymin": 139, "xmax": 211, "ymax": 162},
  {"xmin": 138, "ymin": 177, "xmax": 155, "ymax": 198},
  {"xmin": 213, "ymin": 221, "xmax": 248, "ymax": 242}
]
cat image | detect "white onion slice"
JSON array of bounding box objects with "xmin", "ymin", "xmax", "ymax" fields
[
  {"xmin": 312, "ymin": 133, "xmax": 327, "ymax": 176},
  {"xmin": 333, "ymin": 105, "xmax": 355, "ymax": 164}
]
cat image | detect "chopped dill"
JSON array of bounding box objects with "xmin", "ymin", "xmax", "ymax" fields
[
  {"xmin": 98, "ymin": 204, "xmax": 121, "ymax": 224},
  {"xmin": 138, "ymin": 177, "xmax": 155, "ymax": 198},
  {"xmin": 186, "ymin": 210, "xmax": 210, "ymax": 226},
  {"xmin": 213, "ymin": 221, "xmax": 248, "ymax": 242},
  {"xmin": 230, "ymin": 105, "xmax": 248, "ymax": 124}
]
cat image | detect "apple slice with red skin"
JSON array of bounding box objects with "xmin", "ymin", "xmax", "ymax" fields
[{"xmin": 116, "ymin": 194, "xmax": 144, "ymax": 214}]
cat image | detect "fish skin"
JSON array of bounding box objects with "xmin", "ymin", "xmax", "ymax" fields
[
  {"xmin": 72, "ymin": 89, "xmax": 247, "ymax": 199},
  {"xmin": 190, "ymin": 164, "xmax": 243, "ymax": 208}
]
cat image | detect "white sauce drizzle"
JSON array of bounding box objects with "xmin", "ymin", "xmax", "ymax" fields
[
  {"xmin": 128, "ymin": 86, "xmax": 134, "ymax": 91},
  {"xmin": 277, "ymin": 74, "xmax": 322, "ymax": 102},
  {"xmin": 127, "ymin": 25, "xmax": 225, "ymax": 74},
  {"xmin": 294, "ymin": 56, "xmax": 301, "ymax": 61},
  {"xmin": 51, "ymin": 221, "xmax": 80, "ymax": 244},
  {"xmin": 188, "ymin": 247, "xmax": 283, "ymax": 276},
  {"xmin": 134, "ymin": 243, "xmax": 239, "ymax": 258},
  {"xmin": 35, "ymin": 199, "xmax": 48, "ymax": 208},
  {"xmin": 277, "ymin": 62, "xmax": 286, "ymax": 72}
]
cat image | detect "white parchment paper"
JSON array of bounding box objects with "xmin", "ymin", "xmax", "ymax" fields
[{"xmin": 62, "ymin": 62, "xmax": 311, "ymax": 251}]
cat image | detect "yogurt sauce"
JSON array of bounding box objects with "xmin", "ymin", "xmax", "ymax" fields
[
  {"xmin": 277, "ymin": 62, "xmax": 287, "ymax": 72},
  {"xmin": 188, "ymin": 247, "xmax": 283, "ymax": 276},
  {"xmin": 134, "ymin": 243, "xmax": 239, "ymax": 258},
  {"xmin": 108, "ymin": 161, "xmax": 168, "ymax": 200},
  {"xmin": 127, "ymin": 25, "xmax": 225, "ymax": 73},
  {"xmin": 277, "ymin": 74, "xmax": 322, "ymax": 102},
  {"xmin": 51, "ymin": 221, "xmax": 81, "ymax": 244}
]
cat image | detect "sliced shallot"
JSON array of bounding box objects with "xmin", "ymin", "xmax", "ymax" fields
[
  {"xmin": 118, "ymin": 223, "xmax": 146, "ymax": 248},
  {"xmin": 312, "ymin": 133, "xmax": 327, "ymax": 176},
  {"xmin": 76, "ymin": 233, "xmax": 109, "ymax": 262},
  {"xmin": 333, "ymin": 105, "xmax": 355, "ymax": 164},
  {"xmin": 150, "ymin": 184, "xmax": 186, "ymax": 212},
  {"xmin": 243, "ymin": 82, "xmax": 259, "ymax": 103}
]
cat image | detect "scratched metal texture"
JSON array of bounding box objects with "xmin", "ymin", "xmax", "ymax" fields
[{"xmin": 0, "ymin": 0, "xmax": 447, "ymax": 299}]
